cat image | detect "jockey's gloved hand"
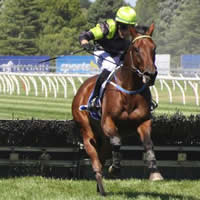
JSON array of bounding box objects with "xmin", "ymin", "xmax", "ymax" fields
[{"xmin": 82, "ymin": 43, "xmax": 94, "ymax": 51}]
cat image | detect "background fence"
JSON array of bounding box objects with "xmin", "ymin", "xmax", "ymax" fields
[
  {"xmin": 0, "ymin": 71, "xmax": 200, "ymax": 119},
  {"xmin": 1, "ymin": 72, "xmax": 200, "ymax": 105}
]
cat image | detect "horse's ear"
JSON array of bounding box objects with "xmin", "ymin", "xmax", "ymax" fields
[
  {"xmin": 147, "ymin": 23, "xmax": 155, "ymax": 36},
  {"xmin": 129, "ymin": 26, "xmax": 137, "ymax": 38}
]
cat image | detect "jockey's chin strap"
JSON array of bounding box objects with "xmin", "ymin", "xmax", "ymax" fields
[{"xmin": 129, "ymin": 35, "xmax": 152, "ymax": 77}]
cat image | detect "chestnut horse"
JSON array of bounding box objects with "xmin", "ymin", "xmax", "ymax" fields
[{"xmin": 72, "ymin": 24, "xmax": 163, "ymax": 196}]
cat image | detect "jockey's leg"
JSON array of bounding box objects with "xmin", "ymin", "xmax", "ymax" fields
[
  {"xmin": 150, "ymin": 99, "xmax": 158, "ymax": 111},
  {"xmin": 146, "ymin": 87, "xmax": 158, "ymax": 111},
  {"xmin": 90, "ymin": 50, "xmax": 120, "ymax": 110},
  {"xmin": 149, "ymin": 90, "xmax": 158, "ymax": 111},
  {"xmin": 89, "ymin": 69, "xmax": 110, "ymax": 108}
]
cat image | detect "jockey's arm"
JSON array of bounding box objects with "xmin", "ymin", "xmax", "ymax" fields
[
  {"xmin": 79, "ymin": 20, "xmax": 113, "ymax": 45},
  {"xmin": 79, "ymin": 31, "xmax": 94, "ymax": 45},
  {"xmin": 80, "ymin": 39, "xmax": 89, "ymax": 45}
]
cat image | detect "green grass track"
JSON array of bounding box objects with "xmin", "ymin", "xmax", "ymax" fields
[{"xmin": 0, "ymin": 177, "xmax": 199, "ymax": 200}]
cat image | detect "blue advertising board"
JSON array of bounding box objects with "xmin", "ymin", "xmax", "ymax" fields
[
  {"xmin": 56, "ymin": 56, "xmax": 99, "ymax": 74},
  {"xmin": 0, "ymin": 56, "xmax": 50, "ymax": 72},
  {"xmin": 181, "ymin": 55, "xmax": 200, "ymax": 69}
]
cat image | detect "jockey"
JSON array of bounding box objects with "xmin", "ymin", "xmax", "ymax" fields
[{"xmin": 79, "ymin": 6, "xmax": 137, "ymax": 110}]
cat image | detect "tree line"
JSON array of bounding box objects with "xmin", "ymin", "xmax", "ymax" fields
[{"xmin": 0, "ymin": 0, "xmax": 199, "ymax": 67}]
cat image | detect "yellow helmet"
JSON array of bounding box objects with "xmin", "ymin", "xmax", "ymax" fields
[{"xmin": 115, "ymin": 6, "xmax": 137, "ymax": 25}]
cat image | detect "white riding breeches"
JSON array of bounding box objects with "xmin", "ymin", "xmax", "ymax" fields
[{"xmin": 94, "ymin": 50, "xmax": 122, "ymax": 72}]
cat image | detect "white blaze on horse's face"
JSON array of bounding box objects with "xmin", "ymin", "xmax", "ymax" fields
[{"xmin": 142, "ymin": 75, "xmax": 148, "ymax": 84}]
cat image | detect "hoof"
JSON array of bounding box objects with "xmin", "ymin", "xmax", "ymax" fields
[
  {"xmin": 95, "ymin": 172, "xmax": 106, "ymax": 196},
  {"xmin": 97, "ymin": 183, "xmax": 106, "ymax": 196},
  {"xmin": 149, "ymin": 172, "xmax": 164, "ymax": 181}
]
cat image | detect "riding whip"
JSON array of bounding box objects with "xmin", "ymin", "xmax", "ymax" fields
[{"xmin": 38, "ymin": 49, "xmax": 85, "ymax": 64}]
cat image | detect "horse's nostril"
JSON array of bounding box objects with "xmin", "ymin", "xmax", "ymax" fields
[
  {"xmin": 142, "ymin": 69, "xmax": 157, "ymax": 86},
  {"xmin": 144, "ymin": 71, "xmax": 153, "ymax": 76}
]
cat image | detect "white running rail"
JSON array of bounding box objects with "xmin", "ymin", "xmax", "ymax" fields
[{"xmin": 0, "ymin": 72, "xmax": 200, "ymax": 106}]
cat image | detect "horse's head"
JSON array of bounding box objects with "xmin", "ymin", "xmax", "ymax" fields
[{"xmin": 126, "ymin": 23, "xmax": 157, "ymax": 86}]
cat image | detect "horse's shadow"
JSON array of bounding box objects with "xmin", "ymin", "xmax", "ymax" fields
[{"xmin": 107, "ymin": 191, "xmax": 200, "ymax": 200}]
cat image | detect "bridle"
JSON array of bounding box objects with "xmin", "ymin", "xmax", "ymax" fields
[
  {"xmin": 107, "ymin": 35, "xmax": 156, "ymax": 95},
  {"xmin": 129, "ymin": 35, "xmax": 154, "ymax": 77}
]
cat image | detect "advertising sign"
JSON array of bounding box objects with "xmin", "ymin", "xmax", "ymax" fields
[
  {"xmin": 181, "ymin": 55, "xmax": 200, "ymax": 69},
  {"xmin": 56, "ymin": 56, "xmax": 99, "ymax": 74},
  {"xmin": 56, "ymin": 54, "xmax": 171, "ymax": 75},
  {"xmin": 0, "ymin": 56, "xmax": 50, "ymax": 72}
]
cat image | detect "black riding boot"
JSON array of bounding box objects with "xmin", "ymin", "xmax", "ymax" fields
[
  {"xmin": 150, "ymin": 99, "xmax": 158, "ymax": 111},
  {"xmin": 89, "ymin": 69, "xmax": 111, "ymax": 109},
  {"xmin": 146, "ymin": 87, "xmax": 158, "ymax": 112}
]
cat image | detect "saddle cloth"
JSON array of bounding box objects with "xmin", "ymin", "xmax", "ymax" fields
[{"xmin": 79, "ymin": 80, "xmax": 108, "ymax": 120}]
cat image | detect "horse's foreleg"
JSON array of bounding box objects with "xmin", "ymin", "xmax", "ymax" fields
[
  {"xmin": 101, "ymin": 117, "xmax": 121, "ymax": 177},
  {"xmin": 82, "ymin": 128, "xmax": 106, "ymax": 196},
  {"xmin": 110, "ymin": 136, "xmax": 121, "ymax": 169},
  {"xmin": 137, "ymin": 120, "xmax": 163, "ymax": 181}
]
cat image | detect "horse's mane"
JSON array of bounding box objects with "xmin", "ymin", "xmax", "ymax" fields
[{"xmin": 135, "ymin": 25, "xmax": 149, "ymax": 35}]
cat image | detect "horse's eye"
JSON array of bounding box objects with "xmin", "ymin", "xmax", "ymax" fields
[{"xmin": 153, "ymin": 47, "xmax": 156, "ymax": 53}]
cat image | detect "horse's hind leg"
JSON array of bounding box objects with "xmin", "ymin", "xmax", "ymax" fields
[
  {"xmin": 81, "ymin": 126, "xmax": 106, "ymax": 196},
  {"xmin": 137, "ymin": 119, "xmax": 163, "ymax": 181}
]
